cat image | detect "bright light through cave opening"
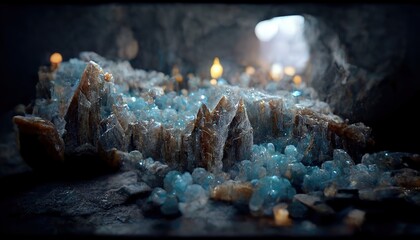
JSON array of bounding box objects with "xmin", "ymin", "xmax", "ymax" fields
[{"xmin": 255, "ymin": 15, "xmax": 309, "ymax": 82}]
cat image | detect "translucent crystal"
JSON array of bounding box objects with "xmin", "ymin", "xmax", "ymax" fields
[
  {"xmin": 178, "ymin": 184, "xmax": 208, "ymax": 215},
  {"xmin": 163, "ymin": 170, "xmax": 182, "ymax": 193},
  {"xmin": 348, "ymin": 164, "xmax": 379, "ymax": 189},
  {"xmin": 249, "ymin": 176, "xmax": 296, "ymax": 216},
  {"xmin": 160, "ymin": 193, "xmax": 179, "ymax": 215},
  {"xmin": 173, "ymin": 172, "xmax": 193, "ymax": 201},
  {"xmin": 149, "ymin": 187, "xmax": 167, "ymax": 206},
  {"xmin": 302, "ymin": 167, "xmax": 331, "ymax": 193},
  {"xmin": 284, "ymin": 145, "xmax": 298, "ymax": 158}
]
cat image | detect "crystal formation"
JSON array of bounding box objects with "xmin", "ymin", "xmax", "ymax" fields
[{"xmin": 14, "ymin": 52, "xmax": 419, "ymax": 217}]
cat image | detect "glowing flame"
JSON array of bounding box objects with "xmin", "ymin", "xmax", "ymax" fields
[
  {"xmin": 293, "ymin": 75, "xmax": 302, "ymax": 87},
  {"xmin": 284, "ymin": 66, "xmax": 296, "ymax": 76},
  {"xmin": 172, "ymin": 66, "xmax": 183, "ymax": 83},
  {"xmin": 245, "ymin": 66, "xmax": 255, "ymax": 76},
  {"xmin": 210, "ymin": 79, "xmax": 217, "ymax": 85},
  {"xmin": 270, "ymin": 63, "xmax": 283, "ymax": 81},
  {"xmin": 50, "ymin": 52, "xmax": 63, "ymax": 70},
  {"xmin": 210, "ymin": 57, "xmax": 223, "ymax": 79},
  {"xmin": 273, "ymin": 204, "xmax": 292, "ymax": 226}
]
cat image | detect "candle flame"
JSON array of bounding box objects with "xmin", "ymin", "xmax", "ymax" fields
[
  {"xmin": 210, "ymin": 79, "xmax": 217, "ymax": 85},
  {"xmin": 270, "ymin": 63, "xmax": 283, "ymax": 81},
  {"xmin": 284, "ymin": 66, "xmax": 296, "ymax": 76},
  {"xmin": 245, "ymin": 66, "xmax": 255, "ymax": 76},
  {"xmin": 172, "ymin": 66, "xmax": 183, "ymax": 83},
  {"xmin": 50, "ymin": 52, "xmax": 63, "ymax": 71},
  {"xmin": 293, "ymin": 75, "xmax": 302, "ymax": 87},
  {"xmin": 210, "ymin": 57, "xmax": 223, "ymax": 79},
  {"xmin": 273, "ymin": 204, "xmax": 292, "ymax": 226}
]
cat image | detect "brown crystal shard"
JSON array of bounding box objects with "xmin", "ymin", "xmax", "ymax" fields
[
  {"xmin": 187, "ymin": 96, "xmax": 239, "ymax": 172},
  {"xmin": 63, "ymin": 61, "xmax": 104, "ymax": 152},
  {"xmin": 126, "ymin": 122, "xmax": 144, "ymax": 152},
  {"xmin": 246, "ymin": 99, "xmax": 272, "ymax": 143},
  {"xmin": 97, "ymin": 114, "xmax": 127, "ymax": 153},
  {"xmin": 161, "ymin": 128, "xmax": 182, "ymax": 169},
  {"xmin": 13, "ymin": 115, "xmax": 65, "ymax": 170},
  {"xmin": 187, "ymin": 103, "xmax": 212, "ymax": 171},
  {"xmin": 209, "ymin": 96, "xmax": 236, "ymax": 171},
  {"xmin": 269, "ymin": 99, "xmax": 284, "ymax": 138},
  {"xmin": 142, "ymin": 122, "xmax": 164, "ymax": 161},
  {"xmin": 223, "ymin": 99, "xmax": 253, "ymax": 171},
  {"xmin": 293, "ymin": 108, "xmax": 372, "ymax": 163},
  {"xmin": 98, "ymin": 148, "xmax": 124, "ymax": 169},
  {"xmin": 211, "ymin": 180, "xmax": 253, "ymax": 203},
  {"xmin": 328, "ymin": 121, "xmax": 373, "ymax": 161}
]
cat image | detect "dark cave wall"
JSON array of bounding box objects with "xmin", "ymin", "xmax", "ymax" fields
[
  {"xmin": 301, "ymin": 5, "xmax": 420, "ymax": 152},
  {"xmin": 303, "ymin": 5, "xmax": 410, "ymax": 124},
  {"xmin": 0, "ymin": 3, "xmax": 419, "ymax": 152}
]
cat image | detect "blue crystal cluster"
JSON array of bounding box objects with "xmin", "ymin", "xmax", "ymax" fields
[
  {"xmin": 148, "ymin": 169, "xmax": 210, "ymax": 215},
  {"xmin": 24, "ymin": 52, "xmax": 418, "ymax": 218}
]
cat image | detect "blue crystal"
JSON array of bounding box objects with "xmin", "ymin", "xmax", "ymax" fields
[
  {"xmin": 287, "ymin": 162, "xmax": 307, "ymax": 187},
  {"xmin": 191, "ymin": 167, "xmax": 215, "ymax": 190},
  {"xmin": 249, "ymin": 176, "xmax": 296, "ymax": 215},
  {"xmin": 173, "ymin": 172, "xmax": 193, "ymax": 201},
  {"xmin": 348, "ymin": 164, "xmax": 378, "ymax": 189},
  {"xmin": 267, "ymin": 143, "xmax": 275, "ymax": 154},
  {"xmin": 192, "ymin": 168, "xmax": 208, "ymax": 184},
  {"xmin": 361, "ymin": 151, "xmax": 408, "ymax": 171},
  {"xmin": 332, "ymin": 149, "xmax": 354, "ymax": 175},
  {"xmin": 163, "ymin": 170, "xmax": 182, "ymax": 193},
  {"xmin": 292, "ymin": 90, "xmax": 302, "ymax": 97},
  {"xmin": 284, "ymin": 145, "xmax": 298, "ymax": 158},
  {"xmin": 160, "ymin": 193, "xmax": 179, "ymax": 215},
  {"xmin": 202, "ymin": 173, "xmax": 216, "ymax": 190},
  {"xmin": 149, "ymin": 187, "xmax": 167, "ymax": 206},
  {"xmin": 302, "ymin": 167, "xmax": 331, "ymax": 193},
  {"xmin": 237, "ymin": 160, "xmax": 252, "ymax": 181},
  {"xmin": 178, "ymin": 184, "xmax": 208, "ymax": 215}
]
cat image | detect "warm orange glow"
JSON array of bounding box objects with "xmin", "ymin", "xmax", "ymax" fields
[
  {"xmin": 172, "ymin": 66, "xmax": 183, "ymax": 83},
  {"xmin": 273, "ymin": 204, "xmax": 292, "ymax": 226},
  {"xmin": 293, "ymin": 75, "xmax": 302, "ymax": 86},
  {"xmin": 210, "ymin": 57, "xmax": 223, "ymax": 79},
  {"xmin": 270, "ymin": 63, "xmax": 283, "ymax": 81},
  {"xmin": 50, "ymin": 52, "xmax": 63, "ymax": 65},
  {"xmin": 210, "ymin": 79, "xmax": 217, "ymax": 85},
  {"xmin": 104, "ymin": 72, "xmax": 113, "ymax": 82},
  {"xmin": 284, "ymin": 66, "xmax": 296, "ymax": 76},
  {"xmin": 245, "ymin": 66, "xmax": 255, "ymax": 76},
  {"xmin": 175, "ymin": 75, "xmax": 183, "ymax": 83}
]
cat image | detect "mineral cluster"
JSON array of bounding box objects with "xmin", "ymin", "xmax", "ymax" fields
[{"xmin": 13, "ymin": 52, "xmax": 420, "ymax": 219}]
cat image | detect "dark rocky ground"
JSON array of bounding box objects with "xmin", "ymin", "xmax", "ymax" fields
[{"xmin": 1, "ymin": 111, "xmax": 420, "ymax": 239}]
